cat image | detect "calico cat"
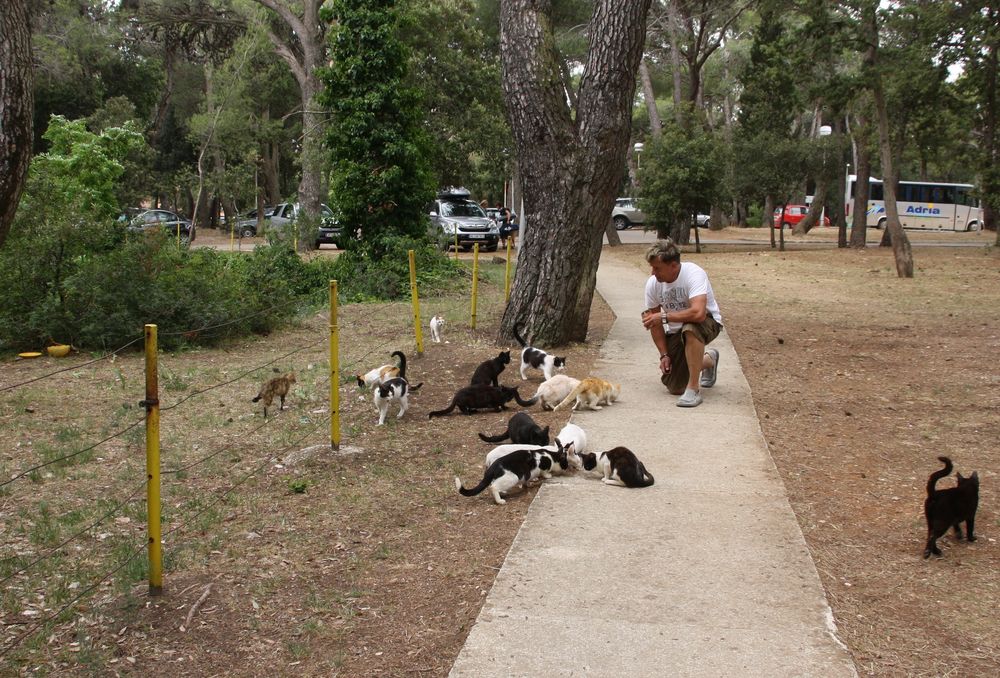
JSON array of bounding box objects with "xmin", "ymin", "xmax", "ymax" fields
[
  {"xmin": 478, "ymin": 412, "xmax": 550, "ymax": 446},
  {"xmin": 252, "ymin": 372, "xmax": 296, "ymax": 418},
  {"xmin": 514, "ymin": 325, "xmax": 566, "ymax": 381},
  {"xmin": 455, "ymin": 448, "xmax": 553, "ymax": 505},
  {"xmin": 528, "ymin": 374, "xmax": 581, "ymax": 411},
  {"xmin": 484, "ymin": 441, "xmax": 570, "ymax": 476},
  {"xmin": 923, "ymin": 456, "xmax": 979, "ymax": 558},
  {"xmin": 469, "ymin": 350, "xmax": 511, "ymax": 386},
  {"xmin": 599, "ymin": 447, "xmax": 654, "ymax": 488},
  {"xmin": 552, "ymin": 377, "xmax": 621, "ymax": 412},
  {"xmin": 356, "ymin": 350, "xmax": 406, "ymax": 389},
  {"xmin": 429, "ymin": 314, "xmax": 446, "ymax": 343},
  {"xmin": 374, "ymin": 377, "xmax": 423, "ymax": 425},
  {"xmin": 428, "ymin": 384, "xmax": 533, "ymax": 418}
]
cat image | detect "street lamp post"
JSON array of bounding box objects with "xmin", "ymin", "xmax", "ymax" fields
[
  {"xmin": 819, "ymin": 125, "xmax": 832, "ymax": 224},
  {"xmin": 634, "ymin": 142, "xmax": 644, "ymax": 170}
]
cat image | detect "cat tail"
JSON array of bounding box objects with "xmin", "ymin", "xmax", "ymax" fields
[
  {"xmin": 927, "ymin": 456, "xmax": 953, "ymax": 496},
  {"xmin": 251, "ymin": 394, "xmax": 262, "ymax": 403},
  {"xmin": 428, "ymin": 397, "xmax": 457, "ymax": 418},
  {"xmin": 513, "ymin": 324, "xmax": 528, "ymax": 347},
  {"xmin": 478, "ymin": 429, "xmax": 511, "ymax": 443},
  {"xmin": 512, "ymin": 387, "xmax": 536, "ymax": 407},
  {"xmin": 637, "ymin": 461, "xmax": 655, "ymax": 487},
  {"xmin": 408, "ymin": 381, "xmax": 423, "ymax": 393},
  {"xmin": 552, "ymin": 382, "xmax": 586, "ymax": 411},
  {"xmin": 392, "ymin": 351, "xmax": 407, "ymax": 380},
  {"xmin": 455, "ymin": 465, "xmax": 499, "ymax": 497}
]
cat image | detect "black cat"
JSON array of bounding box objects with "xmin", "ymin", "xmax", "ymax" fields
[
  {"xmin": 428, "ymin": 384, "xmax": 533, "ymax": 418},
  {"xmin": 470, "ymin": 350, "xmax": 511, "ymax": 386},
  {"xmin": 478, "ymin": 412, "xmax": 550, "ymax": 446},
  {"xmin": 923, "ymin": 456, "xmax": 979, "ymax": 558},
  {"xmin": 599, "ymin": 447, "xmax": 654, "ymax": 488}
]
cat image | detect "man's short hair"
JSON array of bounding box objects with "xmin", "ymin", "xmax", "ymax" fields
[{"xmin": 645, "ymin": 239, "xmax": 681, "ymax": 264}]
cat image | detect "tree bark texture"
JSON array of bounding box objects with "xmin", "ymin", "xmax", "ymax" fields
[
  {"xmin": 498, "ymin": 0, "xmax": 651, "ymax": 346},
  {"xmin": 639, "ymin": 58, "xmax": 662, "ymax": 138},
  {"xmin": 0, "ymin": 0, "xmax": 33, "ymax": 249}
]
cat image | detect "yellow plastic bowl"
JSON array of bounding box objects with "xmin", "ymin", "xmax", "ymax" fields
[
  {"xmin": 47, "ymin": 344, "xmax": 71, "ymax": 358},
  {"xmin": 18, "ymin": 352, "xmax": 42, "ymax": 359}
]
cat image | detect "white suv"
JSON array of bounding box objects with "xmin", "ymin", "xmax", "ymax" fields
[{"xmin": 612, "ymin": 198, "xmax": 644, "ymax": 230}]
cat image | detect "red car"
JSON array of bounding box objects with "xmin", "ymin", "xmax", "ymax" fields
[{"xmin": 773, "ymin": 204, "xmax": 831, "ymax": 229}]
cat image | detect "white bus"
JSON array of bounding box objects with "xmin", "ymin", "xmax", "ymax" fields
[{"xmin": 845, "ymin": 175, "xmax": 983, "ymax": 232}]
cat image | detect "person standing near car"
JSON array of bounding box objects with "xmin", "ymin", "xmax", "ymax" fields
[
  {"xmin": 640, "ymin": 239, "xmax": 723, "ymax": 408},
  {"xmin": 497, "ymin": 206, "xmax": 512, "ymax": 247}
]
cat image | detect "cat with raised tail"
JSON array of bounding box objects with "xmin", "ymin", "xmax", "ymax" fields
[
  {"xmin": 374, "ymin": 377, "xmax": 422, "ymax": 425},
  {"xmin": 428, "ymin": 384, "xmax": 534, "ymax": 418},
  {"xmin": 598, "ymin": 447, "xmax": 654, "ymax": 488},
  {"xmin": 252, "ymin": 372, "xmax": 296, "ymax": 418},
  {"xmin": 478, "ymin": 412, "xmax": 550, "ymax": 446},
  {"xmin": 356, "ymin": 350, "xmax": 406, "ymax": 389},
  {"xmin": 923, "ymin": 456, "xmax": 979, "ymax": 558},
  {"xmin": 455, "ymin": 449, "xmax": 553, "ymax": 505},
  {"xmin": 529, "ymin": 374, "xmax": 580, "ymax": 411},
  {"xmin": 429, "ymin": 314, "xmax": 446, "ymax": 343},
  {"xmin": 513, "ymin": 325, "xmax": 566, "ymax": 381},
  {"xmin": 552, "ymin": 377, "xmax": 621, "ymax": 412}
]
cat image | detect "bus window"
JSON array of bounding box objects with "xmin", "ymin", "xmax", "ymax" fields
[{"xmin": 870, "ymin": 183, "xmax": 883, "ymax": 200}]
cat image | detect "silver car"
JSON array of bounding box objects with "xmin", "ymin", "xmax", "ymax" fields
[{"xmin": 612, "ymin": 198, "xmax": 644, "ymax": 230}]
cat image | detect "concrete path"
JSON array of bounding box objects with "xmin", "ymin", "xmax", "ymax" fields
[{"xmin": 449, "ymin": 252, "xmax": 857, "ymax": 677}]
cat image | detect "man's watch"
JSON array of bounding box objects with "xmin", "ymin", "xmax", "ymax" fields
[{"xmin": 660, "ymin": 352, "xmax": 669, "ymax": 359}]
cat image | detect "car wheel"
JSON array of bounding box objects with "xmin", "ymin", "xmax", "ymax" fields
[
  {"xmin": 782, "ymin": 222, "xmax": 791, "ymax": 230},
  {"xmin": 240, "ymin": 227, "xmax": 255, "ymax": 238},
  {"xmin": 613, "ymin": 216, "xmax": 629, "ymax": 230}
]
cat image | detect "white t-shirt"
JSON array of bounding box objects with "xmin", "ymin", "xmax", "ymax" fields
[{"xmin": 644, "ymin": 262, "xmax": 722, "ymax": 334}]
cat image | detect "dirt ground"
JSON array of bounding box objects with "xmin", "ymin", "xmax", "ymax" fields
[{"xmin": 1, "ymin": 228, "xmax": 997, "ymax": 676}]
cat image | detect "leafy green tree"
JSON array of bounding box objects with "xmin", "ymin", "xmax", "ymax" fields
[
  {"xmin": 319, "ymin": 0, "xmax": 436, "ymax": 258},
  {"xmin": 638, "ymin": 121, "xmax": 725, "ymax": 243}
]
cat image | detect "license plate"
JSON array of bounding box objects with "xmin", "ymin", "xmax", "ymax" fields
[{"xmin": 469, "ymin": 233, "xmax": 484, "ymax": 239}]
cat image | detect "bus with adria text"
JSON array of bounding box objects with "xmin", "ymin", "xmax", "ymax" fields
[{"xmin": 845, "ymin": 175, "xmax": 983, "ymax": 232}]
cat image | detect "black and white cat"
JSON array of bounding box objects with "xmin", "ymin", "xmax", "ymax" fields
[
  {"xmin": 484, "ymin": 441, "xmax": 570, "ymax": 476},
  {"xmin": 924, "ymin": 456, "xmax": 979, "ymax": 558},
  {"xmin": 514, "ymin": 325, "xmax": 566, "ymax": 381},
  {"xmin": 598, "ymin": 447, "xmax": 654, "ymax": 488},
  {"xmin": 374, "ymin": 377, "xmax": 422, "ymax": 425},
  {"xmin": 455, "ymin": 448, "xmax": 553, "ymax": 505},
  {"xmin": 427, "ymin": 384, "xmax": 533, "ymax": 418},
  {"xmin": 478, "ymin": 412, "xmax": 550, "ymax": 446},
  {"xmin": 470, "ymin": 350, "xmax": 511, "ymax": 387},
  {"xmin": 429, "ymin": 314, "xmax": 446, "ymax": 343}
]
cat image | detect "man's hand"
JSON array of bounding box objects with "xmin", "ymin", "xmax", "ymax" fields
[
  {"xmin": 641, "ymin": 309, "xmax": 662, "ymax": 330},
  {"xmin": 659, "ymin": 354, "xmax": 671, "ymax": 375}
]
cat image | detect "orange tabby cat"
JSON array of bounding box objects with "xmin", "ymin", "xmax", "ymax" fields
[{"xmin": 552, "ymin": 377, "xmax": 621, "ymax": 412}]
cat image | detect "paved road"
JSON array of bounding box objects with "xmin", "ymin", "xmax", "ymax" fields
[{"xmin": 448, "ymin": 251, "xmax": 858, "ymax": 678}]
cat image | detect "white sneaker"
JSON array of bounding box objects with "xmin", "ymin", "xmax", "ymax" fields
[{"xmin": 676, "ymin": 388, "xmax": 703, "ymax": 408}]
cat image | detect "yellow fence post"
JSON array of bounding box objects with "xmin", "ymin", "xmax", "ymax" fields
[
  {"xmin": 143, "ymin": 324, "xmax": 163, "ymax": 596},
  {"xmin": 471, "ymin": 243, "xmax": 479, "ymax": 329},
  {"xmin": 408, "ymin": 250, "xmax": 424, "ymax": 355},
  {"xmin": 330, "ymin": 280, "xmax": 340, "ymax": 451},
  {"xmin": 454, "ymin": 232, "xmax": 459, "ymax": 261},
  {"xmin": 230, "ymin": 221, "xmax": 235, "ymax": 251},
  {"xmin": 176, "ymin": 222, "xmax": 181, "ymax": 247},
  {"xmin": 504, "ymin": 238, "xmax": 513, "ymax": 303}
]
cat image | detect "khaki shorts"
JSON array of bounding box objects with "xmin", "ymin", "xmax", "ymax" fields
[{"xmin": 660, "ymin": 316, "xmax": 722, "ymax": 394}]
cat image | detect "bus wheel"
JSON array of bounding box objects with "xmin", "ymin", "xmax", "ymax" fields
[
  {"xmin": 876, "ymin": 218, "xmax": 887, "ymax": 230},
  {"xmin": 967, "ymin": 221, "xmax": 981, "ymax": 232}
]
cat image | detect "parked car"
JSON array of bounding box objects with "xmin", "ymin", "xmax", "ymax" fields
[
  {"xmin": 485, "ymin": 207, "xmax": 503, "ymax": 225},
  {"xmin": 124, "ymin": 208, "xmax": 196, "ymax": 243},
  {"xmin": 612, "ymin": 198, "xmax": 644, "ymax": 230},
  {"xmin": 697, "ymin": 213, "xmax": 710, "ymax": 228},
  {"xmin": 251, "ymin": 202, "xmax": 344, "ymax": 247},
  {"xmin": 234, "ymin": 206, "xmax": 274, "ymax": 238},
  {"xmin": 428, "ymin": 188, "xmax": 500, "ymax": 251},
  {"xmin": 773, "ymin": 205, "xmax": 830, "ymax": 229}
]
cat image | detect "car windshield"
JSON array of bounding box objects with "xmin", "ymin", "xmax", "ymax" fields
[{"xmin": 440, "ymin": 200, "xmax": 486, "ymax": 218}]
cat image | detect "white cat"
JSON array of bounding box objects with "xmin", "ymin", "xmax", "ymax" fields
[
  {"xmin": 374, "ymin": 377, "xmax": 422, "ymax": 425},
  {"xmin": 429, "ymin": 314, "xmax": 446, "ymax": 343},
  {"xmin": 529, "ymin": 374, "xmax": 580, "ymax": 411},
  {"xmin": 554, "ymin": 423, "xmax": 588, "ymax": 470}
]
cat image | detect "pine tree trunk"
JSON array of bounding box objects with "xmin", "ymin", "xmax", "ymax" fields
[
  {"xmin": 0, "ymin": 0, "xmax": 33, "ymax": 249},
  {"xmin": 498, "ymin": 0, "xmax": 651, "ymax": 346}
]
